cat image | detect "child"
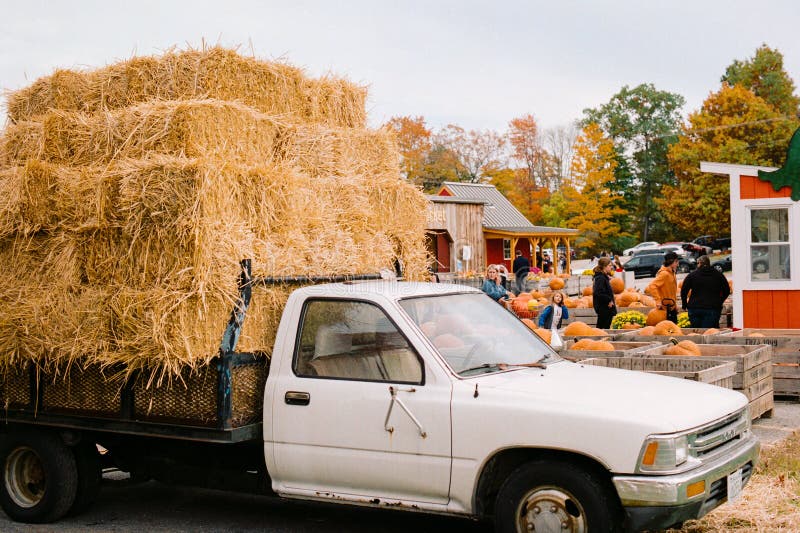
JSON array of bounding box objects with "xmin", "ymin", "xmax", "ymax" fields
[{"xmin": 538, "ymin": 291, "xmax": 570, "ymax": 330}]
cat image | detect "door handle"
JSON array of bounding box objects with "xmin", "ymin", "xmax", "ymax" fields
[{"xmin": 285, "ymin": 391, "xmax": 310, "ymax": 406}]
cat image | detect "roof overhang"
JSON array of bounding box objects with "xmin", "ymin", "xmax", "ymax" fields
[{"xmin": 700, "ymin": 161, "xmax": 778, "ymax": 175}]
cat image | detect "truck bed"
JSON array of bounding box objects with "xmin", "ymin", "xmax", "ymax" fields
[{"xmin": 1, "ymin": 352, "xmax": 268, "ymax": 444}]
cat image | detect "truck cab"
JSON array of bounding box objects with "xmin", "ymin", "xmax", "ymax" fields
[{"xmin": 263, "ymin": 281, "xmax": 758, "ymax": 531}]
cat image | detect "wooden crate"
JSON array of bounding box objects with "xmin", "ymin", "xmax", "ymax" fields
[
  {"xmin": 623, "ymin": 329, "xmax": 731, "ymax": 345},
  {"xmin": 579, "ymin": 357, "xmax": 735, "ymax": 388},
  {"xmin": 560, "ymin": 341, "xmax": 667, "ymax": 361},
  {"xmin": 639, "ymin": 343, "xmax": 773, "ymax": 420},
  {"xmin": 705, "ymin": 330, "xmax": 800, "ymax": 398}
]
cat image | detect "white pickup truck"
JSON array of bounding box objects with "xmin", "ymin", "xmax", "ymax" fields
[{"xmin": 0, "ymin": 280, "xmax": 758, "ymax": 532}]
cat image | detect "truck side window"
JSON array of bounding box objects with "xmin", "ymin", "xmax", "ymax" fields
[{"xmin": 294, "ymin": 300, "xmax": 423, "ymax": 384}]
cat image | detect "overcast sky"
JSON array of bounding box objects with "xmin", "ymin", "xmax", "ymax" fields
[{"xmin": 2, "ymin": 1, "xmax": 799, "ymax": 133}]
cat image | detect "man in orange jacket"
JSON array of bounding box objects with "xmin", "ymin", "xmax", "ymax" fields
[{"xmin": 646, "ymin": 252, "xmax": 679, "ymax": 322}]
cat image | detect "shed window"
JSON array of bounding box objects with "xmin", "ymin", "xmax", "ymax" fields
[
  {"xmin": 503, "ymin": 239, "xmax": 511, "ymax": 261},
  {"xmin": 750, "ymin": 208, "xmax": 790, "ymax": 281}
]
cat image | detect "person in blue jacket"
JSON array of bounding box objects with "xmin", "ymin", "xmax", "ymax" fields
[
  {"xmin": 481, "ymin": 265, "xmax": 512, "ymax": 302},
  {"xmin": 538, "ymin": 291, "xmax": 570, "ymax": 330}
]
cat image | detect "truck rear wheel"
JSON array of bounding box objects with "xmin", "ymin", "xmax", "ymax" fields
[
  {"xmin": 494, "ymin": 460, "xmax": 622, "ymax": 533},
  {"xmin": 0, "ymin": 430, "xmax": 78, "ymax": 523},
  {"xmin": 69, "ymin": 441, "xmax": 102, "ymax": 515}
]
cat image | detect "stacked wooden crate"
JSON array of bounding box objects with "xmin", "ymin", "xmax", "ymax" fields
[
  {"xmin": 641, "ymin": 343, "xmax": 773, "ymax": 420},
  {"xmin": 707, "ymin": 329, "xmax": 800, "ymax": 398},
  {"xmin": 559, "ymin": 340, "xmax": 666, "ymax": 361}
]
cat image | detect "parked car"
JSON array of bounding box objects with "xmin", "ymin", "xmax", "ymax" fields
[
  {"xmin": 656, "ymin": 244, "xmax": 689, "ymax": 257},
  {"xmin": 663, "ymin": 241, "xmax": 712, "ymax": 257},
  {"xmin": 711, "ymin": 254, "xmax": 732, "ymax": 273},
  {"xmin": 624, "ymin": 251, "xmax": 696, "ymax": 278},
  {"xmin": 693, "ymin": 235, "xmax": 731, "ymax": 252},
  {"xmin": 623, "ymin": 241, "xmax": 659, "ymax": 256}
]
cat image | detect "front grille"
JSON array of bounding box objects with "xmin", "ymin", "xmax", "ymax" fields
[
  {"xmin": 698, "ymin": 461, "xmax": 753, "ymax": 517},
  {"xmin": 689, "ymin": 409, "xmax": 748, "ymax": 460}
]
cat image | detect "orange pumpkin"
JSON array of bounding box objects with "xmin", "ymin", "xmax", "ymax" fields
[
  {"xmin": 516, "ymin": 292, "xmax": 533, "ymax": 301},
  {"xmin": 564, "ymin": 321, "xmax": 593, "ymax": 336},
  {"xmin": 636, "ymin": 326, "xmax": 656, "ymax": 336},
  {"xmin": 622, "ymin": 322, "xmax": 642, "ymax": 329},
  {"xmin": 646, "ymin": 308, "xmax": 667, "ymax": 326},
  {"xmin": 653, "ymin": 320, "xmax": 683, "ymax": 336},
  {"xmin": 570, "ymin": 339, "xmax": 614, "ymax": 351},
  {"xmin": 704, "ymin": 328, "xmax": 720, "ymax": 335},
  {"xmin": 610, "ymin": 277, "xmax": 625, "ymax": 294},
  {"xmin": 639, "ymin": 295, "xmax": 657, "ymax": 307},
  {"xmin": 433, "ymin": 333, "xmax": 464, "ymax": 349},
  {"xmin": 533, "ymin": 328, "xmax": 552, "ymax": 344},
  {"xmin": 664, "ymin": 339, "xmax": 701, "ymax": 356},
  {"xmin": 420, "ymin": 322, "xmax": 437, "ymax": 337},
  {"xmin": 582, "ymin": 286, "xmax": 593, "ymax": 296},
  {"xmin": 549, "ymin": 277, "xmax": 565, "ymax": 290},
  {"xmin": 564, "ymin": 298, "xmax": 577, "ymax": 308},
  {"xmin": 512, "ymin": 298, "xmax": 530, "ymax": 314}
]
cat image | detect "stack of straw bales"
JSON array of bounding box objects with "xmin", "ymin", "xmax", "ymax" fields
[{"xmin": 0, "ymin": 46, "xmax": 428, "ymax": 383}]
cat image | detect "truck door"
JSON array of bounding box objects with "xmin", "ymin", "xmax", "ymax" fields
[{"xmin": 268, "ymin": 298, "xmax": 452, "ymax": 504}]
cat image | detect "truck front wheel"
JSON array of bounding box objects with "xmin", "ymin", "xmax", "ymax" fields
[
  {"xmin": 0, "ymin": 430, "xmax": 78, "ymax": 523},
  {"xmin": 494, "ymin": 460, "xmax": 622, "ymax": 533}
]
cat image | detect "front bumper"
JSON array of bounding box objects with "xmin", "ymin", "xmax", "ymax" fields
[{"xmin": 613, "ymin": 432, "xmax": 759, "ymax": 531}]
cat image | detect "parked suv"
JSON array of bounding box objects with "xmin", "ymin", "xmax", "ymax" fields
[
  {"xmin": 624, "ymin": 251, "xmax": 696, "ymax": 278},
  {"xmin": 693, "ymin": 235, "xmax": 731, "ymax": 252}
]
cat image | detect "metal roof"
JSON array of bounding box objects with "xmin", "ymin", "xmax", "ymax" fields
[{"xmin": 439, "ymin": 182, "xmax": 577, "ymax": 234}]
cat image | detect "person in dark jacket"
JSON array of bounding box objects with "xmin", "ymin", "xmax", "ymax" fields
[
  {"xmin": 592, "ymin": 257, "xmax": 617, "ymax": 329},
  {"xmin": 512, "ymin": 250, "xmax": 530, "ymax": 293},
  {"xmin": 680, "ymin": 255, "xmax": 731, "ymax": 328}
]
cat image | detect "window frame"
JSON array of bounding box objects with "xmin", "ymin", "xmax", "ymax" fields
[
  {"xmin": 503, "ymin": 239, "xmax": 512, "ymax": 261},
  {"xmin": 291, "ymin": 297, "xmax": 426, "ymax": 385},
  {"xmin": 748, "ymin": 205, "xmax": 792, "ymax": 283}
]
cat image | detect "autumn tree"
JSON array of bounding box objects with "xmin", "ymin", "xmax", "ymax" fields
[
  {"xmin": 435, "ymin": 125, "xmax": 506, "ymax": 183},
  {"xmin": 722, "ymin": 44, "xmax": 800, "ymax": 116},
  {"xmin": 660, "ymin": 83, "xmax": 800, "ymax": 235},
  {"xmin": 562, "ymin": 123, "xmax": 629, "ymax": 254},
  {"xmin": 582, "ymin": 84, "xmax": 685, "ymax": 243},
  {"xmin": 542, "ymin": 123, "xmax": 579, "ymax": 189},
  {"xmin": 384, "ymin": 115, "xmax": 432, "ymax": 188}
]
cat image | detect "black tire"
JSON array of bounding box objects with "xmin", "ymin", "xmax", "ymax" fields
[
  {"xmin": 0, "ymin": 430, "xmax": 78, "ymax": 523},
  {"xmin": 69, "ymin": 441, "xmax": 102, "ymax": 516},
  {"xmin": 494, "ymin": 460, "xmax": 623, "ymax": 533}
]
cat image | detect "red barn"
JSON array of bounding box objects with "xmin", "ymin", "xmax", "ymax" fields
[{"xmin": 435, "ymin": 182, "xmax": 578, "ymax": 275}]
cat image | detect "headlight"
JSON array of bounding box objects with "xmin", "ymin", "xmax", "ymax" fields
[{"xmin": 637, "ymin": 435, "xmax": 689, "ymax": 472}]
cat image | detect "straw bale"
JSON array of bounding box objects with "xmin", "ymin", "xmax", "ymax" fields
[
  {"xmin": 0, "ymin": 121, "xmax": 43, "ymax": 165},
  {"xmin": 6, "ymin": 47, "xmax": 367, "ymax": 128},
  {"xmin": 5, "ymin": 69, "xmax": 92, "ymax": 123},
  {"xmin": 279, "ymin": 123, "xmax": 399, "ymax": 178},
  {"xmin": 5, "ymin": 100, "xmax": 280, "ymax": 166},
  {"xmin": 0, "ymin": 284, "xmax": 112, "ymax": 371},
  {"xmin": 0, "ymin": 233, "xmax": 84, "ymax": 290},
  {"xmin": 0, "ymin": 160, "xmax": 120, "ymax": 236}
]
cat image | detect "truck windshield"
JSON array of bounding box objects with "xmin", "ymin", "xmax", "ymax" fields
[{"xmin": 398, "ymin": 293, "xmax": 559, "ymax": 376}]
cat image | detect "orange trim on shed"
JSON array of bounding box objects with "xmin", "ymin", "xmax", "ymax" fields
[
  {"xmin": 743, "ymin": 290, "xmax": 800, "ymax": 328},
  {"xmin": 739, "ymin": 175, "xmax": 792, "ymax": 200}
]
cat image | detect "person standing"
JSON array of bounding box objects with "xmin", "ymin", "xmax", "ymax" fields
[
  {"xmin": 680, "ymin": 255, "xmax": 731, "ymax": 328},
  {"xmin": 512, "ymin": 250, "xmax": 530, "ymax": 294},
  {"xmin": 481, "ymin": 265, "xmax": 511, "ymax": 303},
  {"xmin": 592, "ymin": 258, "xmax": 617, "ymax": 329},
  {"xmin": 497, "ymin": 263, "xmax": 510, "ymax": 290},
  {"xmin": 646, "ymin": 252, "xmax": 680, "ymax": 322}
]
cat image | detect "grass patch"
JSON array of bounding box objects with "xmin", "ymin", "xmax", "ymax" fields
[{"xmin": 674, "ymin": 430, "xmax": 800, "ymax": 532}]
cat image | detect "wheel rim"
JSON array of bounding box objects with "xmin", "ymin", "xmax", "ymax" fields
[
  {"xmin": 5, "ymin": 446, "xmax": 46, "ymax": 508},
  {"xmin": 516, "ymin": 486, "xmax": 587, "ymax": 533}
]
